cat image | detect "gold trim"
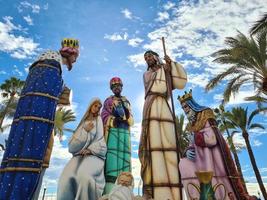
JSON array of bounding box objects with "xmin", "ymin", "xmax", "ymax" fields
[
  {"xmin": 42, "ymin": 164, "xmax": 49, "ymax": 168},
  {"xmin": 7, "ymin": 158, "xmax": 43, "ymax": 163},
  {"xmin": 20, "ymin": 92, "xmax": 59, "ymax": 101},
  {"xmin": 0, "ymin": 167, "xmax": 41, "ymax": 173},
  {"xmin": 187, "ymin": 109, "xmax": 215, "ymax": 132},
  {"xmin": 34, "ymin": 63, "xmax": 60, "ymax": 72},
  {"xmin": 13, "ymin": 116, "xmax": 54, "ymax": 124}
]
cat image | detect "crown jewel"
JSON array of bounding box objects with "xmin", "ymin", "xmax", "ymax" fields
[
  {"xmin": 178, "ymin": 89, "xmax": 192, "ymax": 103},
  {"xmin": 61, "ymin": 38, "xmax": 79, "ymax": 49}
]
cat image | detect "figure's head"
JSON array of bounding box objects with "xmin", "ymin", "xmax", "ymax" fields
[
  {"xmin": 117, "ymin": 172, "xmax": 134, "ymax": 187},
  {"xmin": 85, "ymin": 98, "xmax": 102, "ymax": 119},
  {"xmin": 181, "ymin": 101, "xmax": 197, "ymax": 124},
  {"xmin": 89, "ymin": 100, "xmax": 102, "ymax": 116},
  {"xmin": 110, "ymin": 77, "xmax": 123, "ymax": 96},
  {"xmin": 60, "ymin": 38, "xmax": 79, "ymax": 71},
  {"xmin": 144, "ymin": 50, "xmax": 159, "ymax": 68},
  {"xmin": 178, "ymin": 89, "xmax": 208, "ymax": 124}
]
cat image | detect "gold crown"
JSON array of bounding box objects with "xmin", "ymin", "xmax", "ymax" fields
[
  {"xmin": 61, "ymin": 38, "xmax": 79, "ymax": 49},
  {"xmin": 178, "ymin": 89, "xmax": 192, "ymax": 103}
]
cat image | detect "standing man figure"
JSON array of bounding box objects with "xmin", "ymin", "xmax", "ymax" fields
[
  {"xmin": 0, "ymin": 38, "xmax": 79, "ymax": 200},
  {"xmin": 101, "ymin": 77, "xmax": 134, "ymax": 194},
  {"xmin": 139, "ymin": 50, "xmax": 187, "ymax": 200}
]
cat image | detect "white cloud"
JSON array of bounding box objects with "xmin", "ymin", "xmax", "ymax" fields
[
  {"xmin": 12, "ymin": 65, "xmax": 23, "ymax": 76},
  {"xmin": 121, "ymin": 8, "xmax": 133, "ymax": 19},
  {"xmin": 228, "ymin": 90, "xmax": 256, "ymax": 105},
  {"xmin": 0, "ymin": 16, "xmax": 39, "ymax": 59},
  {"xmin": 0, "ymin": 70, "xmax": 7, "ymax": 75},
  {"xmin": 131, "ymin": 122, "xmax": 142, "ymax": 143},
  {"xmin": 252, "ymin": 139, "xmax": 263, "ymax": 147},
  {"xmin": 128, "ymin": 0, "xmax": 267, "ymax": 90},
  {"xmin": 104, "ymin": 32, "xmax": 128, "ymax": 41},
  {"xmin": 18, "ymin": 1, "xmax": 41, "ymax": 13},
  {"xmin": 127, "ymin": 53, "xmax": 146, "ymax": 68},
  {"xmin": 23, "ymin": 15, "xmax": 33, "ymax": 25},
  {"xmin": 181, "ymin": 59, "xmax": 201, "ymax": 69},
  {"xmin": 121, "ymin": 8, "xmax": 141, "ymax": 21},
  {"xmin": 163, "ymin": 2, "xmax": 175, "ymax": 10},
  {"xmin": 43, "ymin": 3, "xmax": 49, "ymax": 10},
  {"xmin": 187, "ymin": 73, "xmax": 210, "ymax": 88},
  {"xmin": 156, "ymin": 11, "xmax": 169, "ymax": 22},
  {"xmin": 260, "ymin": 168, "xmax": 267, "ymax": 174},
  {"xmin": 128, "ymin": 38, "xmax": 143, "ymax": 47},
  {"xmin": 24, "ymin": 66, "xmax": 29, "ymax": 73},
  {"xmin": 214, "ymin": 89, "xmax": 256, "ymax": 105}
]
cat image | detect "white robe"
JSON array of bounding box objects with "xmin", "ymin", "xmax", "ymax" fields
[
  {"xmin": 140, "ymin": 62, "xmax": 187, "ymax": 200},
  {"xmin": 57, "ymin": 116, "xmax": 107, "ymax": 200}
]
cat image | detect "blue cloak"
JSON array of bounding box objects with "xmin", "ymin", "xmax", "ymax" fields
[{"xmin": 0, "ymin": 59, "xmax": 63, "ymax": 200}]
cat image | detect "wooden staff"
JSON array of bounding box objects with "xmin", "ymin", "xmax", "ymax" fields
[{"xmin": 162, "ymin": 37, "xmax": 183, "ymax": 200}]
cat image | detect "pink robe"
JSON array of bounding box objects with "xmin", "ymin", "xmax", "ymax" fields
[{"xmin": 180, "ymin": 120, "xmax": 239, "ymax": 200}]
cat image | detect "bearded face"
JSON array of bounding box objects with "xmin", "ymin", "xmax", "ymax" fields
[
  {"xmin": 181, "ymin": 102, "xmax": 197, "ymax": 124},
  {"xmin": 144, "ymin": 53, "xmax": 157, "ymax": 68}
]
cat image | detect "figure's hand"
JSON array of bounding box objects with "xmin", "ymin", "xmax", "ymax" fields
[
  {"xmin": 164, "ymin": 55, "xmax": 172, "ymax": 65},
  {"xmin": 163, "ymin": 55, "xmax": 172, "ymax": 72},
  {"xmin": 84, "ymin": 122, "xmax": 94, "ymax": 132},
  {"xmin": 186, "ymin": 148, "xmax": 196, "ymax": 161},
  {"xmin": 80, "ymin": 149, "xmax": 91, "ymax": 156}
]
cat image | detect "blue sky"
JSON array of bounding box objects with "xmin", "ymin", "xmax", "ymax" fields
[{"xmin": 0, "ymin": 0, "xmax": 267, "ymax": 197}]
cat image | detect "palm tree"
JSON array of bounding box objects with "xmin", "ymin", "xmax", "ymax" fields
[
  {"xmin": 54, "ymin": 107, "xmax": 76, "ymax": 140},
  {"xmin": 214, "ymin": 105, "xmax": 248, "ymax": 192},
  {"xmin": 175, "ymin": 114, "xmax": 192, "ymax": 155},
  {"xmin": 205, "ymin": 30, "xmax": 267, "ymax": 104},
  {"xmin": 250, "ymin": 13, "xmax": 267, "ymax": 35},
  {"xmin": 0, "ymin": 98, "xmax": 19, "ymax": 133},
  {"xmin": 224, "ymin": 106, "xmax": 267, "ymax": 199},
  {"xmin": 0, "ymin": 77, "xmax": 25, "ymax": 129}
]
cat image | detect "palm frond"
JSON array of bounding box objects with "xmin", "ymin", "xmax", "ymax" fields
[
  {"xmin": 248, "ymin": 107, "xmax": 267, "ymax": 126},
  {"xmin": 205, "ymin": 66, "xmax": 238, "ymax": 91},
  {"xmin": 249, "ymin": 123, "xmax": 265, "ymax": 130},
  {"xmin": 250, "ymin": 13, "xmax": 267, "ymax": 35}
]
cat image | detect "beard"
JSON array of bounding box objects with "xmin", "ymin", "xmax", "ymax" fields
[{"xmin": 186, "ymin": 109, "xmax": 197, "ymax": 124}]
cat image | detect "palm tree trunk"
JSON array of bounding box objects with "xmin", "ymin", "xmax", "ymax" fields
[
  {"xmin": 231, "ymin": 143, "xmax": 248, "ymax": 193},
  {"xmin": 224, "ymin": 120, "xmax": 247, "ymax": 192},
  {"xmin": 0, "ymin": 95, "xmax": 14, "ymax": 130},
  {"xmin": 243, "ymin": 130, "xmax": 267, "ymax": 199}
]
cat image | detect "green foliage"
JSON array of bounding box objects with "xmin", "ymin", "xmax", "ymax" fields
[
  {"xmin": 250, "ymin": 13, "xmax": 267, "ymax": 35},
  {"xmin": 54, "ymin": 107, "xmax": 76, "ymax": 139},
  {"xmin": 0, "ymin": 77, "xmax": 25, "ymax": 131},
  {"xmin": 206, "ymin": 31, "xmax": 267, "ymax": 105},
  {"xmin": 175, "ymin": 114, "xmax": 192, "ymax": 154},
  {"xmin": 0, "ymin": 77, "xmax": 25, "ymax": 98}
]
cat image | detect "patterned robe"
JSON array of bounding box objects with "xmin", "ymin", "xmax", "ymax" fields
[
  {"xmin": 0, "ymin": 51, "xmax": 64, "ymax": 200},
  {"xmin": 101, "ymin": 95, "xmax": 134, "ymax": 194}
]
